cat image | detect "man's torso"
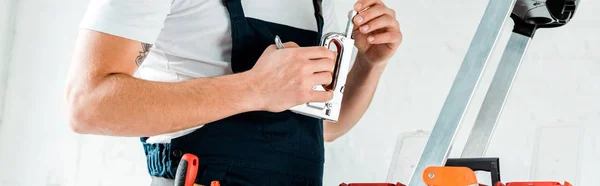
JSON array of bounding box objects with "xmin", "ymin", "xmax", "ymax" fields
[{"xmin": 81, "ymin": 0, "xmax": 340, "ymax": 143}]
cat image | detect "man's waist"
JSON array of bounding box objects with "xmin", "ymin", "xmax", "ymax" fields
[
  {"xmin": 192, "ymin": 156, "xmax": 324, "ymax": 179},
  {"xmin": 142, "ymin": 139, "xmax": 325, "ymax": 179}
]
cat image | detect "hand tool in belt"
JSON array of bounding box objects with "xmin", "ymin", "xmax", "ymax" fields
[{"xmin": 174, "ymin": 153, "xmax": 200, "ymax": 186}]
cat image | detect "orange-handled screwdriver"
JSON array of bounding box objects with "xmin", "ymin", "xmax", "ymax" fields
[{"xmin": 174, "ymin": 153, "xmax": 199, "ymax": 186}]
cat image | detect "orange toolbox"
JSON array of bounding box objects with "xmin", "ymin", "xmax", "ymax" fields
[{"xmin": 340, "ymin": 158, "xmax": 574, "ymax": 186}]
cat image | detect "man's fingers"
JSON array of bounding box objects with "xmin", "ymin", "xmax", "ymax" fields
[
  {"xmin": 354, "ymin": 0, "xmax": 384, "ymax": 12},
  {"xmin": 268, "ymin": 42, "xmax": 299, "ymax": 52},
  {"xmin": 368, "ymin": 30, "xmax": 403, "ymax": 46},
  {"xmin": 299, "ymin": 47, "xmax": 336, "ymax": 60},
  {"xmin": 308, "ymin": 58, "xmax": 336, "ymax": 73},
  {"xmin": 283, "ymin": 42, "xmax": 300, "ymax": 48},
  {"xmin": 353, "ymin": 4, "xmax": 396, "ymax": 28},
  {"xmin": 310, "ymin": 90, "xmax": 334, "ymax": 103},
  {"xmin": 358, "ymin": 15, "xmax": 400, "ymax": 34},
  {"xmin": 311, "ymin": 72, "xmax": 333, "ymax": 86}
]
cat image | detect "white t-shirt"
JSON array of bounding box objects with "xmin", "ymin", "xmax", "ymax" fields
[{"xmin": 79, "ymin": 0, "xmax": 341, "ymax": 144}]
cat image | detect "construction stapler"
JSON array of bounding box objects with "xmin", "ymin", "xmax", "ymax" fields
[{"xmin": 277, "ymin": 10, "xmax": 358, "ymax": 122}]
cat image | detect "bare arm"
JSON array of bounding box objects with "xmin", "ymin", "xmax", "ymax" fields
[
  {"xmin": 323, "ymin": 57, "xmax": 386, "ymax": 141},
  {"xmin": 65, "ymin": 29, "xmax": 260, "ymax": 137},
  {"xmin": 323, "ymin": 0, "xmax": 402, "ymax": 141},
  {"xmin": 66, "ymin": 29, "xmax": 336, "ymax": 137}
]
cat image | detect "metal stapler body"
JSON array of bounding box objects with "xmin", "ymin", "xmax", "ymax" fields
[{"xmin": 288, "ymin": 10, "xmax": 358, "ymax": 122}]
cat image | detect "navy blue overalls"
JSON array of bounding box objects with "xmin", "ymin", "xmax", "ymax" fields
[{"xmin": 141, "ymin": 0, "xmax": 327, "ymax": 185}]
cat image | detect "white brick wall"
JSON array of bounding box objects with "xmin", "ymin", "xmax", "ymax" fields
[{"xmin": 0, "ymin": 0, "xmax": 598, "ymax": 186}]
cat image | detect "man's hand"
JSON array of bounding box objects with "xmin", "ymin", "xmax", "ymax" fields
[
  {"xmin": 352, "ymin": 0, "xmax": 403, "ymax": 66},
  {"xmin": 322, "ymin": 1, "xmax": 402, "ymax": 142},
  {"xmin": 247, "ymin": 42, "xmax": 337, "ymax": 112},
  {"xmin": 67, "ymin": 30, "xmax": 324, "ymax": 137}
]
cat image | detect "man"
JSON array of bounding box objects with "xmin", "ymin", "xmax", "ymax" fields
[{"xmin": 66, "ymin": 0, "xmax": 402, "ymax": 185}]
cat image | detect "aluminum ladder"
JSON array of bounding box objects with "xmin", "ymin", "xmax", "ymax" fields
[{"xmin": 408, "ymin": 0, "xmax": 580, "ymax": 185}]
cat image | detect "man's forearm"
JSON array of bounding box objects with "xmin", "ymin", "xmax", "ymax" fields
[
  {"xmin": 66, "ymin": 72, "xmax": 260, "ymax": 137},
  {"xmin": 323, "ymin": 55, "xmax": 387, "ymax": 141}
]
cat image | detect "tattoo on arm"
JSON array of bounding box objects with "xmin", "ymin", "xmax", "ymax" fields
[{"xmin": 136, "ymin": 43, "xmax": 153, "ymax": 66}]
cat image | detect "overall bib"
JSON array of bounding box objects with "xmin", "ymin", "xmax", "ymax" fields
[{"xmin": 142, "ymin": 0, "xmax": 327, "ymax": 185}]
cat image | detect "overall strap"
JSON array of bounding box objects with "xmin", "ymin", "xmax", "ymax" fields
[
  {"xmin": 223, "ymin": 0, "xmax": 325, "ymax": 37},
  {"xmin": 312, "ymin": 0, "xmax": 325, "ymax": 36},
  {"xmin": 222, "ymin": 0, "xmax": 247, "ymax": 24}
]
